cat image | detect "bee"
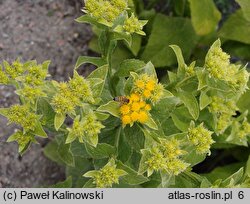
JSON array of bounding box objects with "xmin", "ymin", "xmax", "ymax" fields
[{"xmin": 113, "ymin": 96, "xmax": 130, "ymax": 105}]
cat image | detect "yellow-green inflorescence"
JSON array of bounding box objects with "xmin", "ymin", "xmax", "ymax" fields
[
  {"xmin": 52, "ymin": 72, "xmax": 94, "ymax": 115},
  {"xmin": 84, "ymin": 159, "xmax": 127, "ymax": 188},
  {"xmin": 188, "ymin": 123, "xmax": 214, "ymax": 155},
  {"xmin": 66, "ymin": 112, "xmax": 104, "ymax": 146},
  {"xmin": 209, "ymin": 96, "xmax": 237, "ymax": 134},
  {"xmin": 205, "ymin": 39, "xmax": 249, "ymax": 92},
  {"xmin": 5, "ymin": 105, "xmax": 38, "ymax": 131},
  {"xmin": 123, "ymin": 13, "xmax": 147, "ymax": 35},
  {"xmin": 143, "ymin": 138, "xmax": 189, "ymax": 176},
  {"xmin": 234, "ymin": 119, "xmax": 250, "ymax": 140},
  {"xmin": 84, "ymin": 0, "xmax": 127, "ymax": 26}
]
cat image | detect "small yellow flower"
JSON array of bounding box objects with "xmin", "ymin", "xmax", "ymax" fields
[
  {"xmin": 138, "ymin": 111, "xmax": 148, "ymax": 123},
  {"xmin": 135, "ymin": 79, "xmax": 145, "ymax": 89},
  {"xmin": 139, "ymin": 101, "xmax": 146, "ymax": 108},
  {"xmin": 145, "ymin": 104, "xmax": 151, "ymax": 111},
  {"xmin": 122, "ymin": 115, "xmax": 131, "ymax": 125},
  {"xmin": 131, "ymin": 102, "xmax": 141, "ymax": 111},
  {"xmin": 143, "ymin": 90, "xmax": 152, "ymax": 98},
  {"xmin": 129, "ymin": 93, "xmax": 140, "ymax": 102},
  {"xmin": 146, "ymin": 80, "xmax": 155, "ymax": 91},
  {"xmin": 131, "ymin": 111, "xmax": 139, "ymax": 122},
  {"xmin": 120, "ymin": 104, "xmax": 130, "ymax": 115}
]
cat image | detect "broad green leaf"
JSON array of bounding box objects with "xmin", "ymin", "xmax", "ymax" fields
[
  {"xmin": 177, "ymin": 91, "xmax": 199, "ymax": 120},
  {"xmin": 54, "ymin": 113, "xmax": 66, "ymax": 131},
  {"xmin": 58, "ymin": 140, "xmax": 75, "ymax": 167},
  {"xmin": 141, "ymin": 14, "xmax": 198, "ymax": 67},
  {"xmin": 115, "ymin": 59, "xmax": 146, "ymax": 77},
  {"xmin": 37, "ymin": 98, "xmax": 55, "ymax": 130},
  {"xmin": 199, "ymin": 90, "xmax": 212, "ymax": 110},
  {"xmin": 160, "ymin": 171, "xmax": 175, "ymax": 187},
  {"xmin": 43, "ymin": 140, "xmax": 65, "ymax": 165},
  {"xmin": 95, "ymin": 112, "xmax": 110, "ymax": 121},
  {"xmin": 110, "ymin": 32, "xmax": 132, "ymax": 47},
  {"xmin": 222, "ymin": 168, "xmax": 244, "ymax": 187},
  {"xmin": 171, "ymin": 106, "xmax": 192, "ymax": 132},
  {"xmin": 189, "ymin": 0, "xmax": 221, "ymax": 35},
  {"xmin": 203, "ymin": 163, "xmax": 244, "ymax": 183},
  {"xmin": 97, "ymin": 101, "xmax": 120, "ymax": 117},
  {"xmin": 66, "ymin": 157, "xmax": 93, "ymax": 187},
  {"xmin": 143, "ymin": 61, "xmax": 157, "ymax": 77},
  {"xmin": 88, "ymin": 64, "xmax": 108, "ymax": 79},
  {"xmin": 117, "ymin": 130, "xmax": 133, "ymax": 163},
  {"xmin": 174, "ymin": 0, "xmax": 186, "ymax": 16},
  {"xmin": 117, "ymin": 161, "xmax": 149, "ymax": 185},
  {"xmin": 127, "ymin": 34, "xmax": 142, "ymax": 56},
  {"xmin": 70, "ymin": 141, "xmax": 90, "ymax": 158},
  {"xmin": 170, "ymin": 45, "xmax": 186, "ymax": 77},
  {"xmin": 144, "ymin": 117, "xmax": 158, "ymax": 130},
  {"xmin": 75, "ymin": 15, "xmax": 106, "ymax": 29},
  {"xmin": 124, "ymin": 125, "xmax": 145, "ymax": 152},
  {"xmin": 219, "ymin": 10, "xmax": 250, "ymax": 44},
  {"xmin": 236, "ymin": 0, "xmax": 250, "ymax": 21},
  {"xmin": 246, "ymin": 155, "xmax": 250, "ymax": 177},
  {"xmin": 32, "ymin": 122, "xmax": 47, "ymax": 138},
  {"xmin": 75, "ymin": 56, "xmax": 106, "ymax": 69},
  {"xmin": 51, "ymin": 177, "xmax": 72, "ymax": 188},
  {"xmin": 196, "ymin": 69, "xmax": 208, "ymax": 90},
  {"xmin": 85, "ymin": 143, "xmax": 116, "ymax": 159}
]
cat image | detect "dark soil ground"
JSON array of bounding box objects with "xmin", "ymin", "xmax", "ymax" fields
[{"xmin": 0, "ymin": 0, "xmax": 93, "ymax": 187}]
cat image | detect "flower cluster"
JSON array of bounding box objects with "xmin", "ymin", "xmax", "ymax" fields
[
  {"xmin": 84, "ymin": 0, "xmax": 127, "ymax": 26},
  {"xmin": 123, "ymin": 13, "xmax": 147, "ymax": 35},
  {"xmin": 209, "ymin": 96, "xmax": 237, "ymax": 134},
  {"xmin": 5, "ymin": 105, "xmax": 38, "ymax": 131},
  {"xmin": 7, "ymin": 130, "xmax": 36, "ymax": 153},
  {"xmin": 144, "ymin": 138, "xmax": 189, "ymax": 176},
  {"xmin": 0, "ymin": 65, "xmax": 9, "ymax": 84},
  {"xmin": 133, "ymin": 73, "xmax": 164, "ymax": 104},
  {"xmin": 205, "ymin": 40, "xmax": 249, "ymax": 92},
  {"xmin": 66, "ymin": 113, "xmax": 104, "ymax": 146},
  {"xmin": 120, "ymin": 93, "xmax": 151, "ymax": 126},
  {"xmin": 237, "ymin": 119, "xmax": 250, "ymax": 140},
  {"xmin": 84, "ymin": 159, "xmax": 127, "ymax": 188},
  {"xmin": 188, "ymin": 123, "xmax": 214, "ymax": 155},
  {"xmin": 52, "ymin": 72, "xmax": 94, "ymax": 115}
]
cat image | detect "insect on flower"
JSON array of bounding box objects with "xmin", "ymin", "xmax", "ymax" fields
[{"xmin": 113, "ymin": 96, "xmax": 130, "ymax": 105}]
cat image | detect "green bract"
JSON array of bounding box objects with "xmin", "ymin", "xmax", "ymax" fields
[{"xmin": 1, "ymin": 0, "xmax": 250, "ymax": 188}]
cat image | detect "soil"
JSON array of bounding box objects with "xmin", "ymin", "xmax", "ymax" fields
[{"xmin": 0, "ymin": 0, "xmax": 93, "ymax": 187}]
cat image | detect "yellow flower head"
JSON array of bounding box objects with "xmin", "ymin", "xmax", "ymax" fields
[
  {"xmin": 133, "ymin": 73, "xmax": 164, "ymax": 104},
  {"xmin": 119, "ymin": 93, "xmax": 151, "ymax": 126}
]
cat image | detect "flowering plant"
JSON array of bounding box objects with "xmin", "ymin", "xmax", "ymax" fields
[{"xmin": 1, "ymin": 0, "xmax": 250, "ymax": 188}]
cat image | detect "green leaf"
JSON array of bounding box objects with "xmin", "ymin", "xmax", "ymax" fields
[
  {"xmin": 88, "ymin": 64, "xmax": 108, "ymax": 79},
  {"xmin": 141, "ymin": 14, "xmax": 198, "ymax": 67},
  {"xmin": 246, "ymin": 155, "xmax": 250, "ymax": 177},
  {"xmin": 58, "ymin": 140, "xmax": 75, "ymax": 167},
  {"xmin": 115, "ymin": 59, "xmax": 146, "ymax": 77},
  {"xmin": 127, "ymin": 34, "xmax": 142, "ymax": 56},
  {"xmin": 117, "ymin": 161, "xmax": 149, "ymax": 185},
  {"xmin": 66, "ymin": 157, "xmax": 93, "ymax": 187},
  {"xmin": 32, "ymin": 122, "xmax": 47, "ymax": 138},
  {"xmin": 199, "ymin": 90, "xmax": 212, "ymax": 110},
  {"xmin": 51, "ymin": 177, "xmax": 72, "ymax": 188},
  {"xmin": 54, "ymin": 113, "xmax": 66, "ymax": 131},
  {"xmin": 110, "ymin": 32, "xmax": 132, "ymax": 47},
  {"xmin": 222, "ymin": 168, "xmax": 244, "ymax": 187},
  {"xmin": 97, "ymin": 101, "xmax": 120, "ymax": 117},
  {"xmin": 43, "ymin": 140, "xmax": 65, "ymax": 165},
  {"xmin": 144, "ymin": 117, "xmax": 158, "ymax": 130},
  {"xmin": 196, "ymin": 69, "xmax": 208, "ymax": 90},
  {"xmin": 189, "ymin": 0, "xmax": 221, "ymax": 35},
  {"xmin": 117, "ymin": 130, "xmax": 133, "ymax": 163},
  {"xmin": 236, "ymin": 0, "xmax": 250, "ymax": 21},
  {"xmin": 75, "ymin": 56, "xmax": 106, "ymax": 69},
  {"xmin": 219, "ymin": 10, "xmax": 250, "ymax": 44},
  {"xmin": 170, "ymin": 45, "xmax": 186, "ymax": 77},
  {"xmin": 177, "ymin": 91, "xmax": 199, "ymax": 120},
  {"xmin": 171, "ymin": 106, "xmax": 192, "ymax": 132},
  {"xmin": 143, "ymin": 61, "xmax": 157, "ymax": 77},
  {"xmin": 85, "ymin": 143, "xmax": 116, "ymax": 159},
  {"xmin": 124, "ymin": 125, "xmax": 145, "ymax": 152},
  {"xmin": 0, "ymin": 108, "xmax": 8, "ymax": 117},
  {"xmin": 75, "ymin": 15, "xmax": 106, "ymax": 29}
]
